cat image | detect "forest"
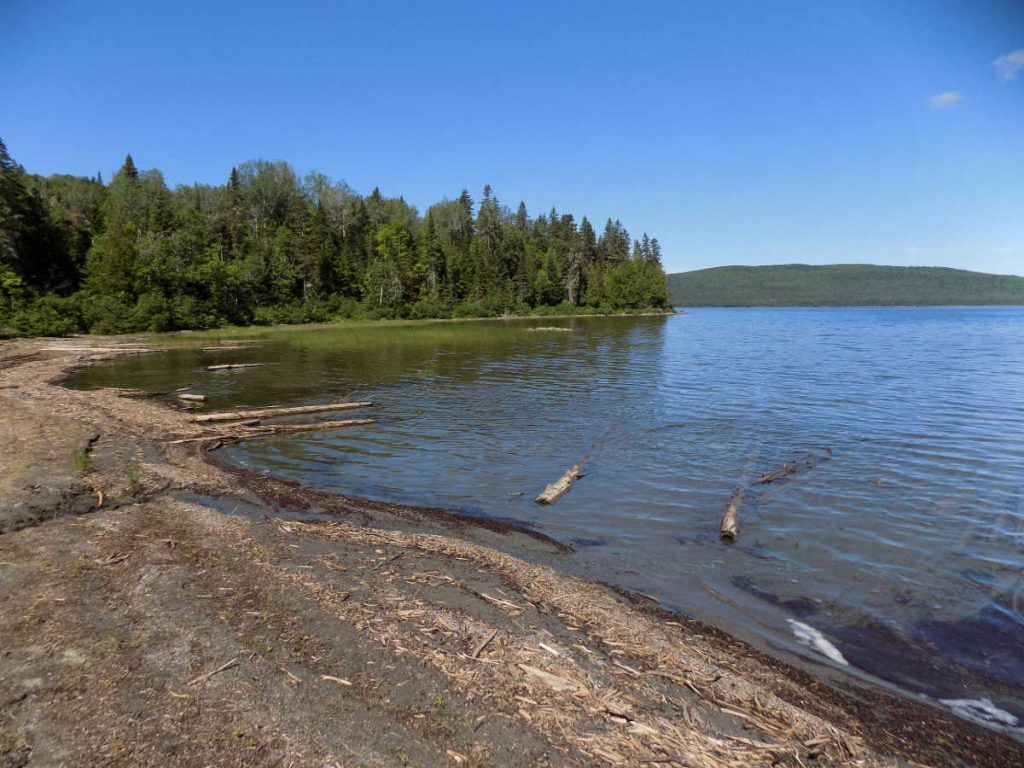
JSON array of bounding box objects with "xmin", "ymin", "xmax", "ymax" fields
[{"xmin": 0, "ymin": 139, "xmax": 669, "ymax": 336}]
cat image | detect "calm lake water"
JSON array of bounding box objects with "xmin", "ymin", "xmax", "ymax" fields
[{"xmin": 74, "ymin": 308, "xmax": 1024, "ymax": 733}]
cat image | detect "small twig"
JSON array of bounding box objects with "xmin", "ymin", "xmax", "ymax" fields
[
  {"xmin": 470, "ymin": 629, "xmax": 498, "ymax": 659},
  {"xmin": 94, "ymin": 552, "xmax": 128, "ymax": 566},
  {"xmin": 187, "ymin": 657, "xmax": 239, "ymax": 686},
  {"xmin": 280, "ymin": 667, "xmax": 303, "ymax": 686},
  {"xmin": 321, "ymin": 674, "xmax": 353, "ymax": 686},
  {"xmin": 372, "ymin": 553, "xmax": 403, "ymax": 570}
]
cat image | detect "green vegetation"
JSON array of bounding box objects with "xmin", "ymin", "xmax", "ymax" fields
[
  {"xmin": 0, "ymin": 139, "xmax": 668, "ymax": 336},
  {"xmin": 126, "ymin": 463, "xmax": 141, "ymax": 493},
  {"xmin": 74, "ymin": 449, "xmax": 93, "ymax": 474},
  {"xmin": 668, "ymin": 264, "xmax": 1024, "ymax": 307}
]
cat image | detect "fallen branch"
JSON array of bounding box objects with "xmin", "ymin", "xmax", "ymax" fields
[
  {"xmin": 756, "ymin": 450, "xmax": 832, "ymax": 485},
  {"xmin": 517, "ymin": 663, "xmax": 585, "ymax": 693},
  {"xmin": 206, "ymin": 363, "xmax": 263, "ymax": 371},
  {"xmin": 535, "ymin": 464, "xmax": 582, "ymax": 505},
  {"xmin": 41, "ymin": 346, "xmax": 154, "ymax": 354},
  {"xmin": 177, "ymin": 393, "xmax": 207, "ymax": 402},
  {"xmin": 169, "ymin": 417, "xmax": 375, "ymax": 444},
  {"xmin": 192, "ymin": 401, "xmax": 372, "ymax": 424},
  {"xmin": 720, "ymin": 487, "xmax": 745, "ymax": 542},
  {"xmin": 321, "ymin": 674, "xmax": 353, "ymax": 686},
  {"xmin": 280, "ymin": 667, "xmax": 303, "ymax": 686},
  {"xmin": 470, "ymin": 628, "xmax": 498, "ymax": 659},
  {"xmin": 94, "ymin": 552, "xmax": 128, "ymax": 566},
  {"xmin": 187, "ymin": 657, "xmax": 239, "ymax": 686}
]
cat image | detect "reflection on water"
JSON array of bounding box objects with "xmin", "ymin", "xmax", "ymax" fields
[{"xmin": 74, "ymin": 308, "xmax": 1024, "ymax": 731}]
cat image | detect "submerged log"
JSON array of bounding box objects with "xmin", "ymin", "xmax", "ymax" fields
[
  {"xmin": 720, "ymin": 487, "xmax": 746, "ymax": 542},
  {"xmin": 756, "ymin": 449, "xmax": 832, "ymax": 485},
  {"xmin": 169, "ymin": 417, "xmax": 375, "ymax": 445},
  {"xmin": 535, "ymin": 464, "xmax": 583, "ymax": 505},
  {"xmin": 192, "ymin": 401, "xmax": 373, "ymax": 424},
  {"xmin": 206, "ymin": 363, "xmax": 263, "ymax": 371}
]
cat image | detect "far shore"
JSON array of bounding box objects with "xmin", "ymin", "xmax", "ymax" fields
[
  {"xmin": 0, "ymin": 335, "xmax": 1020, "ymax": 767},
  {"xmin": 160, "ymin": 307, "xmax": 677, "ymax": 335}
]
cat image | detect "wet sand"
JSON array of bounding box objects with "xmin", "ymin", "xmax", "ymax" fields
[{"xmin": 1, "ymin": 336, "xmax": 1021, "ymax": 767}]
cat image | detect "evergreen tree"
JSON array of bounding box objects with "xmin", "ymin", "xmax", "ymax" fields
[
  {"xmin": 473, "ymin": 185, "xmax": 502, "ymax": 300},
  {"xmin": 648, "ymin": 237, "xmax": 662, "ymax": 266},
  {"xmin": 122, "ymin": 154, "xmax": 138, "ymax": 180},
  {"xmin": 514, "ymin": 201, "xmax": 528, "ymax": 231}
]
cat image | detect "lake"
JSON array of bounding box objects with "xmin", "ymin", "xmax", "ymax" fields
[{"xmin": 73, "ymin": 307, "xmax": 1024, "ymax": 733}]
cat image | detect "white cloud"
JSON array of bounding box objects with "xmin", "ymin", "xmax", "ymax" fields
[
  {"xmin": 928, "ymin": 91, "xmax": 964, "ymax": 109},
  {"xmin": 994, "ymin": 50, "xmax": 1024, "ymax": 82}
]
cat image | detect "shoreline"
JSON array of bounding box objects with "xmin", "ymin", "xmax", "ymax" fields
[
  {"xmin": 1, "ymin": 307, "xmax": 678, "ymax": 344},
  {"xmin": 1, "ymin": 336, "xmax": 1021, "ymax": 767}
]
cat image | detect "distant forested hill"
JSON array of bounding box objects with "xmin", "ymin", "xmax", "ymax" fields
[{"xmin": 668, "ymin": 264, "xmax": 1024, "ymax": 307}]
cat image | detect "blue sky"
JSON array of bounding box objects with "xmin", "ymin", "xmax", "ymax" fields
[{"xmin": 2, "ymin": 0, "xmax": 1023, "ymax": 275}]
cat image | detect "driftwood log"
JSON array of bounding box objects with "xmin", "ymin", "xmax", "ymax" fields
[
  {"xmin": 535, "ymin": 464, "xmax": 583, "ymax": 505},
  {"xmin": 169, "ymin": 418, "xmax": 375, "ymax": 445},
  {"xmin": 720, "ymin": 487, "xmax": 746, "ymax": 542},
  {"xmin": 192, "ymin": 401, "xmax": 372, "ymax": 424},
  {"xmin": 206, "ymin": 363, "xmax": 263, "ymax": 371},
  {"xmin": 178, "ymin": 393, "xmax": 207, "ymax": 402}
]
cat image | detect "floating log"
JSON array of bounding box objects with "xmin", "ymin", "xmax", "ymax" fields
[
  {"xmin": 169, "ymin": 418, "xmax": 375, "ymax": 445},
  {"xmin": 192, "ymin": 401, "xmax": 373, "ymax": 424},
  {"xmin": 206, "ymin": 363, "xmax": 263, "ymax": 371},
  {"xmin": 720, "ymin": 487, "xmax": 746, "ymax": 542},
  {"xmin": 119, "ymin": 387, "xmax": 189, "ymax": 399},
  {"xmin": 41, "ymin": 346, "xmax": 156, "ymax": 353},
  {"xmin": 535, "ymin": 464, "xmax": 582, "ymax": 505},
  {"xmin": 178, "ymin": 393, "xmax": 207, "ymax": 402}
]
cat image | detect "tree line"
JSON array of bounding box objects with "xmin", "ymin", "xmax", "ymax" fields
[{"xmin": 0, "ymin": 139, "xmax": 669, "ymax": 335}]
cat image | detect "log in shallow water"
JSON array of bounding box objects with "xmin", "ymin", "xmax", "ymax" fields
[
  {"xmin": 756, "ymin": 449, "xmax": 832, "ymax": 485},
  {"xmin": 192, "ymin": 401, "xmax": 373, "ymax": 424},
  {"xmin": 720, "ymin": 487, "xmax": 746, "ymax": 542},
  {"xmin": 535, "ymin": 464, "xmax": 583, "ymax": 505},
  {"xmin": 206, "ymin": 363, "xmax": 263, "ymax": 371},
  {"xmin": 169, "ymin": 417, "xmax": 375, "ymax": 444}
]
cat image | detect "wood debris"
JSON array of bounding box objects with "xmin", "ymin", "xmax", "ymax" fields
[
  {"xmin": 187, "ymin": 657, "xmax": 239, "ymax": 687},
  {"xmin": 517, "ymin": 663, "xmax": 585, "ymax": 693},
  {"xmin": 169, "ymin": 418, "xmax": 375, "ymax": 444},
  {"xmin": 719, "ymin": 487, "xmax": 745, "ymax": 542},
  {"xmin": 756, "ymin": 450, "xmax": 832, "ymax": 485},
  {"xmin": 206, "ymin": 363, "xmax": 263, "ymax": 371},
  {"xmin": 535, "ymin": 464, "xmax": 582, "ymax": 505},
  {"xmin": 192, "ymin": 400, "xmax": 373, "ymax": 424}
]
